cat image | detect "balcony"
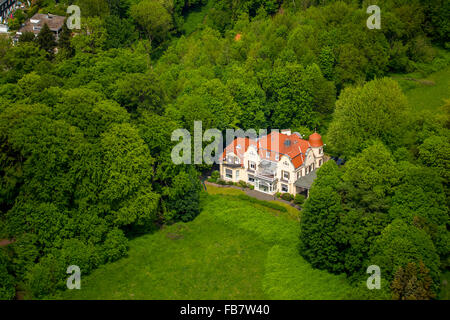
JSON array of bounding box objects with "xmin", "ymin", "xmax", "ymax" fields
[
  {"xmin": 222, "ymin": 157, "xmax": 242, "ymax": 168},
  {"xmin": 256, "ymin": 160, "xmax": 278, "ymax": 182}
]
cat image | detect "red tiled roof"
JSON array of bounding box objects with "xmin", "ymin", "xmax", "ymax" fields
[
  {"xmin": 222, "ymin": 131, "xmax": 322, "ymax": 169},
  {"xmin": 309, "ymin": 132, "xmax": 324, "ymax": 148},
  {"xmin": 222, "ymin": 137, "xmax": 257, "ymax": 167}
]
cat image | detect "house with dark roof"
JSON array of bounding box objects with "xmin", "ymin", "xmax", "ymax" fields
[
  {"xmin": 220, "ymin": 129, "xmax": 325, "ymax": 197},
  {"xmin": 16, "ymin": 13, "xmax": 65, "ymax": 40}
]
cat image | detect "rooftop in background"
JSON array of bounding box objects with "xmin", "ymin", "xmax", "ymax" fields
[{"xmin": 17, "ymin": 13, "xmax": 65, "ymax": 37}]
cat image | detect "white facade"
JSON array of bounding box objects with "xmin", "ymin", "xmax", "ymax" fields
[{"xmin": 219, "ymin": 132, "xmax": 325, "ymax": 196}]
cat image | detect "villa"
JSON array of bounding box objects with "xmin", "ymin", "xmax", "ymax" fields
[
  {"xmin": 16, "ymin": 13, "xmax": 65, "ymax": 41},
  {"xmin": 219, "ymin": 130, "xmax": 325, "ymax": 197}
]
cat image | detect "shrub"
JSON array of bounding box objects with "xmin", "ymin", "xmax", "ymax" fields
[
  {"xmin": 239, "ymin": 180, "xmax": 247, "ymax": 188},
  {"xmin": 26, "ymin": 254, "xmax": 63, "ymax": 299},
  {"xmin": 275, "ymin": 192, "xmax": 281, "ymax": 198},
  {"xmin": 58, "ymin": 239, "xmax": 101, "ymax": 275},
  {"xmin": 294, "ymin": 194, "xmax": 305, "ymax": 206},
  {"xmin": 281, "ymin": 193, "xmax": 294, "ymax": 201},
  {"xmin": 0, "ymin": 250, "xmax": 15, "ymax": 300},
  {"xmin": 217, "ymin": 179, "xmax": 226, "ymax": 185},
  {"xmin": 210, "ymin": 170, "xmax": 220, "ymax": 182},
  {"xmin": 102, "ymin": 229, "xmax": 129, "ymax": 263}
]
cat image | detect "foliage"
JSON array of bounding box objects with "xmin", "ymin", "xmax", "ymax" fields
[
  {"xmin": 294, "ymin": 194, "xmax": 305, "ymax": 206},
  {"xmin": 210, "ymin": 170, "xmax": 220, "ymax": 182},
  {"xmin": 391, "ymin": 261, "xmax": 435, "ymax": 300},
  {"xmin": 369, "ymin": 219, "xmax": 441, "ymax": 294},
  {"xmin": 280, "ymin": 193, "xmax": 293, "ymax": 201},
  {"xmin": 0, "ymin": 0, "xmax": 448, "ymax": 300},
  {"xmin": 0, "ymin": 249, "xmax": 15, "ymax": 300},
  {"xmin": 36, "ymin": 24, "xmax": 57, "ymax": 58},
  {"xmin": 102, "ymin": 229, "xmax": 129, "ymax": 263},
  {"xmin": 327, "ymin": 78, "xmax": 410, "ymax": 159},
  {"xmin": 130, "ymin": 0, "xmax": 173, "ymax": 46}
]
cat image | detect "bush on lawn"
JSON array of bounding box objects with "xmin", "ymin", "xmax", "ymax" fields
[
  {"xmin": 281, "ymin": 193, "xmax": 294, "ymax": 201},
  {"xmin": 239, "ymin": 180, "xmax": 247, "ymax": 188},
  {"xmin": 101, "ymin": 229, "xmax": 129, "ymax": 263},
  {"xmin": 294, "ymin": 194, "xmax": 305, "ymax": 206},
  {"xmin": 210, "ymin": 170, "xmax": 220, "ymax": 182}
]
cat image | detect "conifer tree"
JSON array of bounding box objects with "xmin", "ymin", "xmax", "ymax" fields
[
  {"xmin": 36, "ymin": 23, "xmax": 56, "ymax": 58},
  {"xmin": 58, "ymin": 23, "xmax": 74, "ymax": 58}
]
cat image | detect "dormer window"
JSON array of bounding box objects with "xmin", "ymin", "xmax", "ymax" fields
[
  {"xmin": 275, "ymin": 154, "xmax": 279, "ymax": 161},
  {"xmin": 266, "ymin": 151, "xmax": 270, "ymax": 159}
]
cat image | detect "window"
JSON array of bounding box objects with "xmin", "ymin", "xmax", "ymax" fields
[
  {"xmin": 284, "ymin": 161, "xmax": 289, "ymax": 166},
  {"xmin": 226, "ymin": 169, "xmax": 232, "ymax": 179},
  {"xmin": 236, "ymin": 170, "xmax": 239, "ymax": 179},
  {"xmin": 297, "ymin": 171, "xmax": 302, "ymax": 179},
  {"xmin": 227, "ymin": 154, "xmax": 239, "ymax": 164},
  {"xmin": 281, "ymin": 184, "xmax": 288, "ymax": 192},
  {"xmin": 266, "ymin": 151, "xmax": 271, "ymax": 159},
  {"xmin": 275, "ymin": 154, "xmax": 279, "ymax": 161},
  {"xmin": 319, "ymin": 159, "xmax": 323, "ymax": 167},
  {"xmin": 249, "ymin": 161, "xmax": 256, "ymax": 170},
  {"xmin": 282, "ymin": 171, "xmax": 290, "ymax": 181},
  {"xmin": 248, "ymin": 175, "xmax": 255, "ymax": 183}
]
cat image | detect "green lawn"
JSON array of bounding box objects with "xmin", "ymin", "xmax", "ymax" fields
[
  {"xmin": 391, "ymin": 65, "xmax": 450, "ymax": 112},
  {"xmin": 56, "ymin": 193, "xmax": 360, "ymax": 300}
]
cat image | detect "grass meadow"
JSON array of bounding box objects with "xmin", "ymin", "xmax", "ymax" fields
[
  {"xmin": 56, "ymin": 189, "xmax": 361, "ymax": 300},
  {"xmin": 392, "ymin": 65, "xmax": 450, "ymax": 112}
]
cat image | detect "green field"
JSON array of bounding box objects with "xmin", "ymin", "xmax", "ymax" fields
[
  {"xmin": 56, "ymin": 191, "xmax": 359, "ymax": 300},
  {"xmin": 391, "ymin": 65, "xmax": 450, "ymax": 112}
]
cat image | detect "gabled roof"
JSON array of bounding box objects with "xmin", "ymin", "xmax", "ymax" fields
[
  {"xmin": 221, "ymin": 137, "xmax": 257, "ymax": 167},
  {"xmin": 18, "ymin": 13, "xmax": 65, "ymax": 35},
  {"xmin": 222, "ymin": 131, "xmax": 323, "ymax": 169}
]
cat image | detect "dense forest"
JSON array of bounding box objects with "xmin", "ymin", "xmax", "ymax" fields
[{"xmin": 0, "ymin": 0, "xmax": 448, "ymax": 299}]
